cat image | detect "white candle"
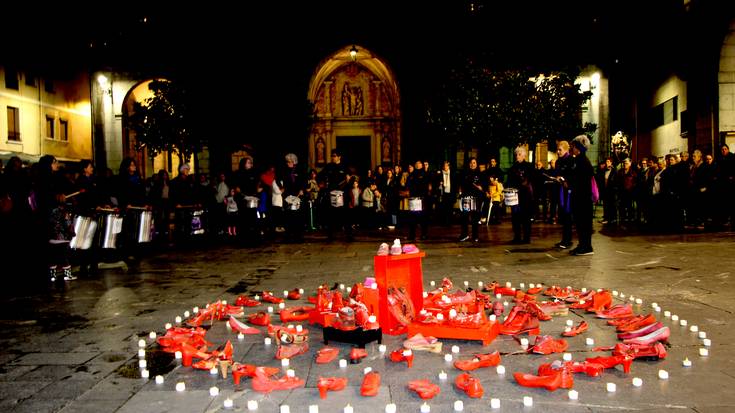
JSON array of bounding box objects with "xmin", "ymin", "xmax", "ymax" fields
[
  {"xmin": 221, "ymin": 300, "xmax": 227, "ymax": 305},
  {"xmin": 530, "ymin": 283, "xmax": 536, "ymax": 288},
  {"xmin": 437, "ymin": 314, "xmax": 445, "ymax": 321},
  {"xmin": 264, "ymin": 337, "xmax": 272, "ymax": 345},
  {"xmin": 606, "ymin": 382, "xmax": 616, "ymax": 392},
  {"xmin": 449, "ymin": 309, "xmax": 457, "ymax": 318},
  {"xmin": 254, "ymin": 295, "xmax": 260, "ymax": 301},
  {"xmin": 658, "ymin": 370, "xmax": 669, "ymax": 380},
  {"xmin": 193, "ymin": 306, "xmax": 199, "ymax": 314},
  {"xmin": 423, "ymin": 292, "xmax": 428, "ymax": 298},
  {"xmin": 368, "ymin": 315, "xmax": 377, "ymax": 323},
  {"xmin": 340, "ymin": 284, "xmax": 345, "ymax": 290},
  {"xmin": 339, "ymin": 359, "xmax": 347, "ymax": 368},
  {"xmin": 138, "ymin": 349, "xmax": 145, "ymax": 358},
  {"xmin": 612, "ymin": 290, "xmax": 619, "ymax": 296},
  {"xmin": 385, "ymin": 403, "xmax": 397, "ymax": 413},
  {"xmin": 563, "ymin": 353, "xmax": 572, "ymax": 361},
  {"xmin": 287, "ymin": 369, "xmax": 295, "ymax": 377},
  {"xmin": 629, "ymin": 295, "xmax": 635, "ymax": 302},
  {"xmin": 683, "ymin": 358, "xmax": 692, "ymax": 367},
  {"xmin": 620, "ymin": 293, "xmax": 626, "ymax": 299},
  {"xmin": 421, "ymin": 402, "xmax": 431, "ymax": 412},
  {"xmin": 690, "ymin": 325, "xmax": 699, "ymax": 332},
  {"xmin": 703, "ymin": 338, "xmax": 712, "ymax": 347},
  {"xmin": 282, "ymin": 406, "xmax": 291, "ymax": 413},
  {"xmin": 506, "ymin": 281, "xmax": 512, "ymax": 288},
  {"xmin": 523, "ymin": 396, "xmax": 533, "ymax": 407},
  {"xmin": 176, "ymin": 382, "xmax": 186, "ymax": 391},
  {"xmin": 141, "ymin": 369, "xmax": 149, "ymax": 379},
  {"xmin": 581, "ymin": 287, "xmax": 587, "ymax": 293},
  {"xmin": 496, "ymin": 365, "xmax": 506, "ymax": 375},
  {"xmin": 224, "ymin": 398, "xmax": 234, "ymax": 408},
  {"xmin": 520, "ymin": 338, "xmax": 529, "ymax": 347},
  {"xmin": 343, "ymin": 405, "xmax": 353, "ymax": 413},
  {"xmin": 364, "ymin": 367, "xmax": 372, "ymax": 375},
  {"xmin": 478, "ymin": 281, "xmax": 484, "ymax": 287},
  {"xmin": 651, "ymin": 302, "xmax": 658, "ymax": 308},
  {"xmin": 209, "ymin": 386, "xmax": 219, "ymax": 396},
  {"xmin": 586, "ymin": 337, "xmax": 595, "ymax": 346},
  {"xmin": 165, "ymin": 323, "xmax": 172, "ymax": 330},
  {"xmin": 247, "ymin": 400, "xmax": 258, "ymax": 410},
  {"xmin": 451, "ymin": 345, "xmax": 460, "ymax": 354},
  {"xmin": 283, "ymin": 290, "xmax": 289, "ymax": 297},
  {"xmin": 148, "ymin": 331, "xmax": 156, "ymax": 339},
  {"xmin": 309, "ymin": 406, "xmax": 319, "ymax": 413},
  {"xmin": 489, "ymin": 314, "xmax": 496, "ymax": 321},
  {"xmin": 138, "ymin": 339, "xmax": 146, "ymax": 348},
  {"xmin": 379, "ymin": 344, "xmax": 387, "ymax": 353},
  {"xmin": 210, "ymin": 367, "xmax": 218, "ymax": 375},
  {"xmin": 564, "ymin": 327, "xmax": 572, "ymax": 333},
  {"xmin": 444, "ymin": 353, "xmax": 453, "ymax": 362},
  {"xmin": 438, "ymin": 371, "xmax": 447, "ymax": 380},
  {"xmin": 636, "ymin": 298, "xmax": 643, "ymax": 304},
  {"xmin": 184, "ymin": 311, "xmax": 190, "ymax": 317},
  {"xmin": 278, "ymin": 303, "xmax": 286, "ymax": 309},
  {"xmin": 568, "ymin": 390, "xmax": 578, "ymax": 400},
  {"xmin": 454, "ymin": 400, "xmax": 464, "ymax": 411},
  {"xmin": 281, "ymin": 358, "xmax": 290, "ymax": 367},
  {"xmin": 566, "ymin": 319, "xmax": 574, "ymax": 327},
  {"xmin": 299, "ymin": 288, "xmax": 305, "ymax": 294},
  {"xmin": 699, "ymin": 331, "xmax": 707, "ymax": 339},
  {"xmin": 655, "ymin": 307, "xmax": 661, "ymax": 312},
  {"xmin": 175, "ymin": 351, "xmax": 182, "ymax": 360},
  {"xmin": 503, "ymin": 301, "xmax": 509, "ymax": 306},
  {"xmin": 520, "ymin": 283, "xmax": 526, "ymax": 289},
  {"xmin": 296, "ymin": 325, "xmax": 303, "ymax": 332},
  {"xmin": 699, "ymin": 348, "xmax": 709, "ymax": 356},
  {"xmin": 664, "ymin": 311, "xmax": 671, "ymax": 317},
  {"xmin": 463, "ymin": 281, "xmax": 469, "ymax": 287},
  {"xmin": 672, "ymin": 315, "xmax": 679, "ymax": 322},
  {"xmin": 633, "ymin": 377, "xmax": 643, "ymax": 387},
  {"xmin": 175, "ymin": 316, "xmax": 182, "ymax": 323},
  {"xmin": 267, "ymin": 306, "xmax": 274, "ymax": 313},
  {"xmin": 491, "ymin": 398, "xmax": 501, "ymax": 408},
  {"xmin": 430, "ymin": 280, "xmax": 436, "ymax": 287},
  {"xmin": 139, "ymin": 359, "xmax": 147, "ymax": 368},
  {"xmin": 578, "ymin": 300, "xmax": 586, "ymax": 305},
  {"xmin": 680, "ymin": 319, "xmax": 688, "ymax": 326},
  {"xmin": 238, "ymin": 333, "xmax": 245, "ymax": 340}
]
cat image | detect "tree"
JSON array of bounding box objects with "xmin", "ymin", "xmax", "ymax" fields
[
  {"xmin": 425, "ymin": 58, "xmax": 596, "ymax": 156},
  {"xmin": 127, "ymin": 79, "xmax": 204, "ymax": 162}
]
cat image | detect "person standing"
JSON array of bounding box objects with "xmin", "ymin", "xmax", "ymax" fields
[
  {"xmin": 437, "ymin": 161, "xmax": 457, "ymax": 226},
  {"xmin": 553, "ymin": 141, "xmax": 574, "ymax": 249},
  {"xmin": 506, "ymin": 147, "xmax": 536, "ymax": 244},
  {"xmin": 318, "ymin": 149, "xmax": 352, "ymax": 241},
  {"xmin": 569, "ymin": 135, "xmax": 595, "ymax": 255},
  {"xmin": 406, "ymin": 160, "xmax": 430, "ymax": 241},
  {"xmin": 458, "ymin": 158, "xmax": 484, "ymax": 242},
  {"xmin": 281, "ymin": 153, "xmax": 305, "ymax": 242}
]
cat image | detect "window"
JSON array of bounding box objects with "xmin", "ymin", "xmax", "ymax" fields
[
  {"xmin": 646, "ymin": 96, "xmax": 678, "ymax": 130},
  {"xmin": 25, "ymin": 72, "xmax": 37, "ymax": 87},
  {"xmin": 7, "ymin": 107, "xmax": 20, "ymax": 141},
  {"xmin": 59, "ymin": 119, "xmax": 68, "ymax": 141},
  {"xmin": 5, "ymin": 68, "xmax": 19, "ymax": 90},
  {"xmin": 44, "ymin": 79, "xmax": 54, "ymax": 93},
  {"xmin": 46, "ymin": 116, "xmax": 55, "ymax": 139}
]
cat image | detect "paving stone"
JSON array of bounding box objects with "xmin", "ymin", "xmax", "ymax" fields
[
  {"xmin": 10, "ymin": 352, "xmax": 98, "ymax": 366},
  {"xmin": 115, "ymin": 389, "xmax": 214, "ymax": 413}
]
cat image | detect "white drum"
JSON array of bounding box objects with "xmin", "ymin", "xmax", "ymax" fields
[
  {"xmin": 70, "ymin": 216, "xmax": 97, "ymax": 250},
  {"xmin": 190, "ymin": 209, "xmax": 205, "ymax": 235},
  {"xmin": 408, "ymin": 197, "xmax": 423, "ymax": 212},
  {"xmin": 285, "ymin": 195, "xmax": 301, "ymax": 211},
  {"xmin": 136, "ymin": 210, "xmax": 155, "ymax": 243},
  {"xmin": 100, "ymin": 213, "xmax": 123, "ymax": 249},
  {"xmin": 503, "ymin": 188, "xmax": 519, "ymax": 206},
  {"xmin": 243, "ymin": 196, "xmax": 259, "ymax": 209},
  {"xmin": 460, "ymin": 196, "xmax": 478, "ymax": 212},
  {"xmin": 330, "ymin": 190, "xmax": 344, "ymax": 207}
]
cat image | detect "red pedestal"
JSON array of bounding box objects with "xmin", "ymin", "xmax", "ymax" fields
[{"xmin": 373, "ymin": 252, "xmax": 425, "ymax": 335}]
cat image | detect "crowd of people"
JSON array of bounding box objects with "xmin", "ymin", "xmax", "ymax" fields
[{"xmin": 2, "ymin": 139, "xmax": 734, "ymax": 282}]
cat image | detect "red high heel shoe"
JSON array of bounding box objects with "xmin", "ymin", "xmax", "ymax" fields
[
  {"xmin": 228, "ymin": 316, "xmax": 261, "ymax": 334},
  {"xmin": 279, "ymin": 306, "xmax": 313, "ymax": 322},
  {"xmin": 247, "ymin": 312, "xmax": 272, "ymax": 326},
  {"xmin": 585, "ymin": 355, "xmax": 634, "ymax": 373},
  {"xmin": 389, "ymin": 349, "xmax": 414, "ymax": 368},
  {"xmin": 251, "ymin": 367, "xmax": 304, "ymax": 393},
  {"xmin": 617, "ymin": 321, "xmax": 664, "ymax": 340},
  {"xmin": 192, "ymin": 341, "xmax": 233, "ymax": 375},
  {"xmin": 316, "ymin": 347, "xmax": 339, "ymax": 364},
  {"xmin": 562, "ymin": 321, "xmax": 588, "ymax": 337},
  {"xmin": 350, "ymin": 348, "xmax": 368, "ymax": 364},
  {"xmin": 235, "ymin": 296, "xmax": 261, "ymax": 307},
  {"xmin": 454, "ymin": 351, "xmax": 501, "ymax": 371},
  {"xmin": 455, "ymin": 373, "xmax": 484, "ymax": 398},
  {"xmin": 539, "ymin": 360, "xmax": 604, "ymax": 378},
  {"xmin": 529, "ymin": 335, "xmax": 568, "ymax": 355},
  {"xmin": 317, "ymin": 377, "xmax": 348, "ymax": 399},
  {"xmin": 231, "ymin": 363, "xmax": 280, "ymax": 385},
  {"xmin": 179, "ymin": 342, "xmax": 211, "ymax": 367},
  {"xmin": 513, "ymin": 367, "xmax": 573, "ymax": 391},
  {"xmin": 287, "ymin": 288, "xmax": 301, "ymax": 300},
  {"xmin": 596, "ymin": 304, "xmax": 633, "ymax": 319},
  {"xmin": 622, "ymin": 326, "xmax": 670, "ymax": 345},
  {"xmin": 361, "ymin": 371, "xmax": 380, "ymax": 396},
  {"xmin": 260, "ymin": 291, "xmax": 284, "ymax": 304},
  {"xmin": 408, "ymin": 379, "xmax": 441, "ymax": 399},
  {"xmin": 612, "ymin": 342, "xmax": 668, "ymax": 360},
  {"xmin": 607, "ymin": 314, "xmax": 642, "ymax": 326}
]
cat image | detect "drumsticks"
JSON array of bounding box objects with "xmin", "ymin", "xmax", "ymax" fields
[{"xmin": 64, "ymin": 189, "xmax": 86, "ymax": 198}]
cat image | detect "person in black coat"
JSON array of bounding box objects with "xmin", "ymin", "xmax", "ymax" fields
[
  {"xmin": 506, "ymin": 147, "xmax": 537, "ymax": 244},
  {"xmin": 458, "ymin": 158, "xmax": 484, "ymax": 242},
  {"xmin": 569, "ymin": 135, "xmax": 595, "ymax": 255},
  {"xmin": 406, "ymin": 160, "xmax": 430, "ymax": 241}
]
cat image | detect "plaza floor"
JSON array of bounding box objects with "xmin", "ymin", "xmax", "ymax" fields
[{"xmin": 1, "ymin": 220, "xmax": 733, "ymax": 412}]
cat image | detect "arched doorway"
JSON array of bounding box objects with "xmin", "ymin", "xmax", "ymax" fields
[
  {"xmin": 307, "ymin": 45, "xmax": 401, "ymax": 173},
  {"xmin": 720, "ymin": 19, "xmax": 735, "ymax": 146}
]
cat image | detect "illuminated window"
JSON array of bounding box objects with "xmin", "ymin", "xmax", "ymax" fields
[
  {"xmin": 7, "ymin": 107, "xmax": 20, "ymax": 141},
  {"xmin": 59, "ymin": 119, "xmax": 68, "ymax": 141},
  {"xmin": 46, "ymin": 116, "xmax": 55, "ymax": 139}
]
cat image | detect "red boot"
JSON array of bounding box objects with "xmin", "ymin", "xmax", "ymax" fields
[
  {"xmin": 360, "ymin": 371, "xmax": 381, "ymax": 396},
  {"xmin": 389, "ymin": 349, "xmax": 414, "ymax": 368},
  {"xmin": 455, "ymin": 373, "xmax": 484, "ymax": 398},
  {"xmin": 408, "ymin": 379, "xmax": 441, "ymax": 399},
  {"xmin": 350, "ymin": 348, "xmax": 368, "ymax": 364},
  {"xmin": 317, "ymin": 377, "xmax": 347, "ymax": 399},
  {"xmin": 316, "ymin": 347, "xmax": 339, "ymax": 364},
  {"xmin": 454, "ymin": 351, "xmax": 501, "ymax": 371}
]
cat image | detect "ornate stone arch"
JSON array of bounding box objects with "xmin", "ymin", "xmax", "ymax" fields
[{"xmin": 307, "ymin": 45, "xmax": 401, "ymax": 171}]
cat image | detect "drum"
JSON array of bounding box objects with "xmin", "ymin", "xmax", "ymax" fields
[
  {"xmin": 460, "ymin": 196, "xmax": 478, "ymax": 212},
  {"xmin": 190, "ymin": 209, "xmax": 205, "ymax": 235},
  {"xmin": 70, "ymin": 216, "xmax": 97, "ymax": 250},
  {"xmin": 408, "ymin": 197, "xmax": 423, "ymax": 212},
  {"xmin": 243, "ymin": 196, "xmax": 259, "ymax": 209},
  {"xmin": 330, "ymin": 190, "xmax": 344, "ymax": 207},
  {"xmin": 285, "ymin": 195, "xmax": 301, "ymax": 211},
  {"xmin": 135, "ymin": 210, "xmax": 155, "ymax": 243},
  {"xmin": 503, "ymin": 188, "xmax": 519, "ymax": 206},
  {"xmin": 99, "ymin": 212, "xmax": 123, "ymax": 249}
]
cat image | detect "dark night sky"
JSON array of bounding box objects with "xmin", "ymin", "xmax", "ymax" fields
[{"xmin": 4, "ymin": 1, "xmax": 734, "ymax": 161}]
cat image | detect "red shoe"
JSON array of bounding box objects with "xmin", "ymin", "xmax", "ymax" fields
[
  {"xmin": 389, "ymin": 349, "xmax": 414, "ymax": 368},
  {"xmin": 231, "ymin": 364, "xmax": 280, "ymax": 385},
  {"xmin": 331, "ymin": 291, "xmax": 345, "ymax": 312},
  {"xmin": 275, "ymin": 342, "xmax": 309, "ymax": 359},
  {"xmin": 186, "ymin": 309, "xmax": 215, "ymax": 327},
  {"xmin": 179, "ymin": 343, "xmax": 211, "ymax": 367},
  {"xmin": 585, "ymin": 355, "xmax": 633, "ymax": 373},
  {"xmin": 404, "ymin": 334, "xmax": 443, "ymax": 353},
  {"xmin": 499, "ymin": 312, "xmax": 540, "ymax": 335},
  {"xmin": 622, "ymin": 326, "xmax": 670, "ymax": 345},
  {"xmin": 279, "ymin": 306, "xmax": 314, "ymax": 322},
  {"xmin": 562, "ymin": 321, "xmax": 588, "ymax": 337},
  {"xmin": 539, "ymin": 361, "xmax": 604, "ymax": 378},
  {"xmin": 587, "ymin": 290, "xmax": 612, "ymax": 313},
  {"xmin": 526, "ymin": 286, "xmax": 543, "ymax": 294},
  {"xmin": 408, "ymin": 379, "xmax": 441, "ymax": 399},
  {"xmin": 316, "ymin": 347, "xmax": 339, "ymax": 364},
  {"xmin": 228, "ymin": 316, "xmax": 261, "ymax": 334},
  {"xmin": 235, "ymin": 296, "xmax": 261, "ymax": 307},
  {"xmin": 595, "ymin": 304, "xmax": 633, "ymax": 319},
  {"xmin": 520, "ymin": 300, "xmax": 552, "ymax": 321},
  {"xmin": 317, "ymin": 377, "xmax": 348, "ymax": 399},
  {"xmin": 223, "ymin": 304, "xmax": 245, "ymax": 318},
  {"xmin": 607, "ymin": 314, "xmax": 643, "ymax": 327},
  {"xmin": 513, "ymin": 368, "xmax": 573, "ymax": 391},
  {"xmin": 251, "ymin": 367, "xmax": 304, "ymax": 393},
  {"xmin": 617, "ymin": 314, "xmax": 656, "ymax": 332},
  {"xmin": 529, "ymin": 335, "xmax": 568, "ymax": 355},
  {"xmin": 612, "ymin": 342, "xmax": 668, "ymax": 360},
  {"xmin": 361, "ymin": 371, "xmax": 380, "ymax": 396},
  {"xmin": 454, "ymin": 351, "xmax": 501, "ymax": 371},
  {"xmin": 455, "ymin": 373, "xmax": 484, "ymax": 398},
  {"xmin": 260, "ymin": 291, "xmax": 284, "ymax": 304},
  {"xmin": 287, "ymin": 288, "xmax": 302, "ymax": 300},
  {"xmin": 350, "ymin": 348, "xmax": 368, "ymax": 364},
  {"xmin": 617, "ymin": 321, "xmax": 664, "ymax": 340},
  {"xmin": 538, "ymin": 301, "xmax": 569, "ymax": 317},
  {"xmin": 247, "ymin": 312, "xmax": 272, "ymax": 326}
]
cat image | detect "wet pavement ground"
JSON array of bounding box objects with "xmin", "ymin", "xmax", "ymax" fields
[{"xmin": 1, "ymin": 219, "xmax": 734, "ymax": 412}]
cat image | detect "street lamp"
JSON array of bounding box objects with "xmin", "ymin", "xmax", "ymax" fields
[{"xmin": 349, "ymin": 45, "xmax": 358, "ymax": 62}]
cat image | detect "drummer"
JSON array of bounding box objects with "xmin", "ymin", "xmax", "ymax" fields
[
  {"xmin": 281, "ymin": 153, "xmax": 305, "ymax": 242},
  {"xmin": 318, "ymin": 149, "xmax": 353, "ymax": 241},
  {"xmin": 458, "ymin": 157, "xmax": 484, "ymax": 242},
  {"xmin": 116, "ymin": 158, "xmax": 148, "ymax": 259},
  {"xmin": 406, "ymin": 159, "xmax": 430, "ymax": 241},
  {"xmin": 506, "ymin": 146, "xmax": 538, "ymax": 244},
  {"xmin": 74, "ymin": 160, "xmax": 104, "ymax": 276}
]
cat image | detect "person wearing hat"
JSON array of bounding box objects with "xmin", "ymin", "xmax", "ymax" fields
[{"xmin": 569, "ymin": 135, "xmax": 595, "ymax": 255}]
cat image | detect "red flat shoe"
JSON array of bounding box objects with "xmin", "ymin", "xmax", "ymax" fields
[
  {"xmin": 455, "ymin": 373, "xmax": 484, "ymax": 398},
  {"xmin": 235, "ymin": 296, "xmax": 261, "ymax": 307},
  {"xmin": 316, "ymin": 347, "xmax": 339, "ymax": 364},
  {"xmin": 408, "ymin": 379, "xmax": 441, "ymax": 399},
  {"xmin": 251, "ymin": 367, "xmax": 304, "ymax": 393},
  {"xmin": 622, "ymin": 326, "xmax": 670, "ymax": 346},
  {"xmin": 585, "ymin": 355, "xmax": 633, "ymax": 373},
  {"xmin": 279, "ymin": 306, "xmax": 314, "ymax": 322},
  {"xmin": 350, "ymin": 348, "xmax": 368, "ymax": 364},
  {"xmin": 529, "ymin": 335, "xmax": 568, "ymax": 355},
  {"xmin": 361, "ymin": 371, "xmax": 380, "ymax": 396},
  {"xmin": 260, "ymin": 291, "xmax": 284, "ymax": 304},
  {"xmin": 617, "ymin": 314, "xmax": 657, "ymax": 332},
  {"xmin": 389, "ymin": 349, "xmax": 414, "ymax": 368},
  {"xmin": 454, "ymin": 351, "xmax": 501, "ymax": 371},
  {"xmin": 247, "ymin": 312, "xmax": 272, "ymax": 326},
  {"xmin": 317, "ymin": 376, "xmax": 348, "ymax": 399},
  {"xmin": 228, "ymin": 316, "xmax": 261, "ymax": 334},
  {"xmin": 562, "ymin": 321, "xmax": 588, "ymax": 337},
  {"xmin": 287, "ymin": 288, "xmax": 302, "ymax": 300},
  {"xmin": 596, "ymin": 304, "xmax": 633, "ymax": 319},
  {"xmin": 617, "ymin": 321, "xmax": 664, "ymax": 340},
  {"xmin": 275, "ymin": 342, "xmax": 309, "ymax": 359},
  {"xmin": 513, "ymin": 368, "xmax": 573, "ymax": 391}
]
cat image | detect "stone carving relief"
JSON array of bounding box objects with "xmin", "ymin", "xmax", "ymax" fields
[{"xmin": 341, "ymin": 81, "xmax": 364, "ymax": 116}]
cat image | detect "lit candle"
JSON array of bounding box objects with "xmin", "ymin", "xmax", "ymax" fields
[
  {"xmin": 566, "ymin": 319, "xmax": 574, "ymax": 327},
  {"xmin": 438, "ymin": 371, "xmax": 447, "ymax": 380},
  {"xmin": 254, "ymin": 295, "xmax": 260, "ymax": 301},
  {"xmin": 423, "ymin": 292, "xmax": 428, "ymax": 298},
  {"xmin": 520, "ymin": 338, "xmax": 529, "ymax": 348},
  {"xmin": 175, "ymin": 316, "xmax": 182, "ymax": 323},
  {"xmin": 680, "ymin": 319, "xmax": 688, "ymax": 326},
  {"xmin": 155, "ymin": 375, "xmax": 164, "ymax": 384},
  {"xmin": 282, "ymin": 358, "xmax": 290, "ymax": 367},
  {"xmin": 529, "ymin": 283, "xmax": 536, "ymax": 288},
  {"xmin": 606, "ymin": 382, "xmax": 616, "ymax": 392},
  {"xmin": 340, "ymin": 284, "xmax": 345, "ymax": 290},
  {"xmin": 664, "ymin": 311, "xmax": 671, "ymax": 317},
  {"xmin": 221, "ymin": 300, "xmax": 227, "ymax": 305},
  {"xmin": 586, "ymin": 338, "xmax": 595, "ymax": 346},
  {"xmin": 655, "ymin": 307, "xmax": 661, "ymax": 312},
  {"xmin": 683, "ymin": 358, "xmax": 692, "ymax": 367},
  {"xmin": 449, "ymin": 309, "xmax": 457, "ymax": 318},
  {"xmin": 210, "ymin": 367, "xmax": 218, "ymax": 375},
  {"xmin": 209, "ymin": 386, "xmax": 219, "ymax": 396},
  {"xmin": 184, "ymin": 311, "xmax": 190, "ymax": 318},
  {"xmin": 503, "ymin": 301, "xmax": 509, "ymax": 306},
  {"xmin": 299, "ymin": 288, "xmax": 305, "ymax": 294},
  {"xmin": 165, "ymin": 323, "xmax": 172, "ymax": 330},
  {"xmin": 287, "ymin": 369, "xmax": 295, "ymax": 377},
  {"xmin": 612, "ymin": 290, "xmax": 619, "ymax": 296},
  {"xmin": 139, "ymin": 360, "xmax": 147, "ymax": 368},
  {"xmin": 699, "ymin": 348, "xmax": 709, "ymax": 356},
  {"xmin": 629, "ymin": 295, "xmax": 635, "ymax": 302},
  {"xmin": 703, "ymin": 338, "xmax": 712, "ymax": 347},
  {"xmin": 282, "ymin": 405, "xmax": 291, "ymax": 413},
  {"xmin": 495, "ymin": 293, "xmax": 502, "ymax": 299},
  {"xmin": 451, "ymin": 345, "xmax": 460, "ymax": 354},
  {"xmin": 138, "ymin": 349, "xmax": 145, "ymax": 358},
  {"xmin": 368, "ymin": 315, "xmax": 377, "ymax": 323},
  {"xmin": 267, "ymin": 306, "xmax": 274, "ymax": 313},
  {"xmin": 430, "ymin": 281, "xmax": 436, "ymax": 287},
  {"xmin": 489, "ymin": 314, "xmax": 496, "ymax": 321},
  {"xmin": 343, "ymin": 404, "xmax": 353, "ymax": 413},
  {"xmin": 175, "ymin": 351, "xmax": 182, "ymax": 360},
  {"xmin": 138, "ymin": 339, "xmax": 146, "ymax": 348},
  {"xmin": 520, "ymin": 283, "xmax": 526, "ymax": 289},
  {"xmin": 176, "ymin": 382, "xmax": 186, "ymax": 391},
  {"xmin": 385, "ymin": 403, "xmax": 397, "ymax": 413},
  {"xmin": 505, "ymin": 281, "xmax": 512, "ymax": 288},
  {"xmin": 496, "ymin": 365, "xmax": 506, "ymax": 375},
  {"xmin": 568, "ymin": 390, "xmax": 578, "ymax": 400},
  {"xmin": 636, "ymin": 298, "xmax": 643, "ymax": 304},
  {"xmin": 141, "ymin": 369, "xmax": 149, "ymax": 379},
  {"xmin": 463, "ymin": 281, "xmax": 469, "ymax": 287},
  {"xmin": 193, "ymin": 306, "xmax": 199, "ymax": 314},
  {"xmin": 437, "ymin": 314, "xmax": 445, "ymax": 321},
  {"xmin": 699, "ymin": 331, "xmax": 707, "ymax": 339},
  {"xmin": 454, "ymin": 400, "xmax": 464, "ymax": 411},
  {"xmin": 632, "ymin": 377, "xmax": 643, "ymax": 387},
  {"xmin": 421, "ymin": 402, "xmax": 431, "ymax": 412},
  {"xmin": 339, "ymin": 359, "xmax": 348, "ymax": 368},
  {"xmin": 149, "ymin": 331, "xmax": 156, "ymax": 339},
  {"xmin": 444, "ymin": 354, "xmax": 453, "ymax": 362},
  {"xmin": 478, "ymin": 281, "xmax": 484, "ymax": 287},
  {"xmin": 278, "ymin": 303, "xmax": 285, "ymax": 309},
  {"xmin": 238, "ymin": 333, "xmax": 245, "ymax": 340},
  {"xmin": 672, "ymin": 315, "xmax": 679, "ymax": 322},
  {"xmin": 364, "ymin": 367, "xmax": 372, "ymax": 375},
  {"xmin": 379, "ymin": 344, "xmax": 387, "ymax": 353},
  {"xmin": 651, "ymin": 302, "xmax": 658, "ymax": 308},
  {"xmin": 523, "ymin": 396, "xmax": 533, "ymax": 407},
  {"xmin": 690, "ymin": 325, "xmax": 699, "ymax": 332},
  {"xmin": 283, "ymin": 290, "xmax": 289, "ymax": 297},
  {"xmin": 564, "ymin": 327, "xmax": 572, "ymax": 333},
  {"xmin": 224, "ymin": 398, "xmax": 234, "ymax": 408},
  {"xmin": 309, "ymin": 406, "xmax": 319, "ymax": 413},
  {"xmin": 620, "ymin": 293, "xmax": 626, "ymax": 299},
  {"xmin": 658, "ymin": 370, "xmax": 669, "ymax": 380},
  {"xmin": 264, "ymin": 337, "xmax": 272, "ymax": 345},
  {"xmin": 247, "ymin": 400, "xmax": 258, "ymax": 410},
  {"xmin": 578, "ymin": 300, "xmax": 586, "ymax": 305},
  {"xmin": 563, "ymin": 353, "xmax": 572, "ymax": 361},
  {"xmin": 581, "ymin": 287, "xmax": 587, "ymax": 293}
]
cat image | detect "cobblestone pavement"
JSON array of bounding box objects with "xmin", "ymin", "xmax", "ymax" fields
[{"xmin": 1, "ymin": 220, "xmax": 734, "ymax": 412}]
